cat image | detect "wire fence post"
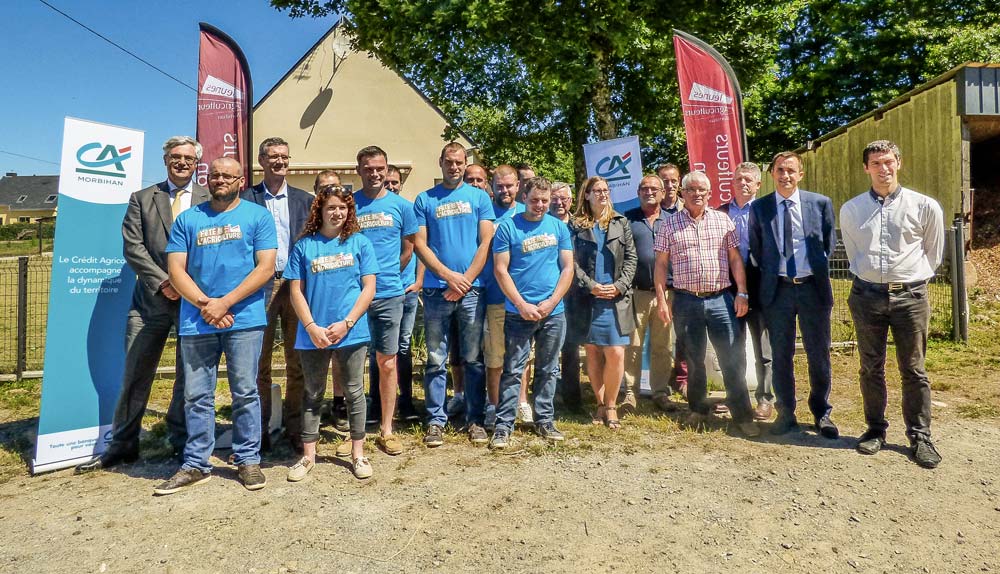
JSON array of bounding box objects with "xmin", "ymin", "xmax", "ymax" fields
[
  {"xmin": 953, "ymin": 218, "xmax": 969, "ymax": 343},
  {"xmin": 16, "ymin": 256, "xmax": 29, "ymax": 379}
]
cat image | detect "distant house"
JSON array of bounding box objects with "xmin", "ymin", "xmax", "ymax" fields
[
  {"xmin": 251, "ymin": 20, "xmax": 477, "ymax": 199},
  {"xmin": 0, "ymin": 174, "xmax": 58, "ymax": 224}
]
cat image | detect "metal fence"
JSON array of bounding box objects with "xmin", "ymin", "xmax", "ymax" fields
[{"xmin": 0, "ymin": 223, "xmax": 970, "ymax": 377}]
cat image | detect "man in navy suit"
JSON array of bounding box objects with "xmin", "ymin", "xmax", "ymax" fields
[
  {"xmin": 748, "ymin": 151, "xmax": 839, "ymax": 439},
  {"xmin": 241, "ymin": 137, "xmax": 314, "ymax": 453}
]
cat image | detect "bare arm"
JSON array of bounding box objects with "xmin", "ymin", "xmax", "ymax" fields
[
  {"xmin": 465, "ymin": 219, "xmax": 496, "ymax": 281},
  {"xmin": 414, "ymin": 226, "xmax": 469, "ymax": 293},
  {"xmin": 326, "ymin": 274, "xmax": 377, "ymax": 346},
  {"xmin": 405, "ymin": 260, "xmax": 425, "ymax": 294},
  {"xmin": 399, "ymin": 233, "xmax": 415, "ymax": 273},
  {"xmin": 654, "ymin": 250, "xmax": 672, "ymax": 325},
  {"xmin": 537, "ymin": 249, "xmax": 576, "ymax": 317},
  {"xmin": 290, "ymin": 278, "xmax": 331, "ymax": 349}
]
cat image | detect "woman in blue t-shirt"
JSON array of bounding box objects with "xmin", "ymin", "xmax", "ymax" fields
[
  {"xmin": 286, "ymin": 186, "xmax": 378, "ymax": 480},
  {"xmin": 568, "ymin": 177, "xmax": 637, "ymax": 431}
]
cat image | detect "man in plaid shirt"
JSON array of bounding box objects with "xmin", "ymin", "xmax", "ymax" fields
[{"xmin": 652, "ymin": 171, "xmax": 760, "ymax": 437}]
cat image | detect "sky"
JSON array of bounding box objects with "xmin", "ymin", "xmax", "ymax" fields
[{"xmin": 2, "ymin": 1, "xmax": 340, "ymax": 185}]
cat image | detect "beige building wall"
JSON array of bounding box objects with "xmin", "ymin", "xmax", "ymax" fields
[
  {"xmin": 0, "ymin": 208, "xmax": 57, "ymax": 225},
  {"xmin": 251, "ymin": 24, "xmax": 475, "ymax": 201}
]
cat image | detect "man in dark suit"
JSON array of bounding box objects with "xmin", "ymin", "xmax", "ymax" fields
[
  {"xmin": 76, "ymin": 136, "xmax": 210, "ymax": 473},
  {"xmin": 748, "ymin": 151, "xmax": 839, "ymax": 439},
  {"xmin": 241, "ymin": 136, "xmax": 314, "ymax": 453},
  {"xmin": 717, "ymin": 162, "xmax": 774, "ymax": 421}
]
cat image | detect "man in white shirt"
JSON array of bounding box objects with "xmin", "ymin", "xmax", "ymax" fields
[{"xmin": 840, "ymin": 139, "xmax": 944, "ymax": 469}]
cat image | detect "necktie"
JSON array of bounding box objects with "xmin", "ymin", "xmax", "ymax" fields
[
  {"xmin": 172, "ymin": 189, "xmax": 188, "ymax": 220},
  {"xmin": 782, "ymin": 199, "xmax": 797, "ymax": 279}
]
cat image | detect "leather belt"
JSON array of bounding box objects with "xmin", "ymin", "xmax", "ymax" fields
[
  {"xmin": 780, "ymin": 275, "xmax": 814, "ymax": 285},
  {"xmin": 675, "ymin": 288, "xmax": 724, "ymax": 298},
  {"xmin": 854, "ymin": 277, "xmax": 927, "ymax": 293}
]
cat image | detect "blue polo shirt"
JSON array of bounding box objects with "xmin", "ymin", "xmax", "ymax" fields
[
  {"xmin": 413, "ymin": 182, "xmax": 495, "ymax": 289},
  {"xmin": 624, "ymin": 206, "xmax": 669, "ymax": 291},
  {"xmin": 165, "ymin": 200, "xmax": 278, "ymax": 336},
  {"xmin": 353, "ymin": 190, "xmax": 418, "ymax": 299},
  {"xmin": 492, "ymin": 213, "xmax": 572, "ymax": 315}
]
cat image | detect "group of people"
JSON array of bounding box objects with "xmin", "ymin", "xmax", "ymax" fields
[{"xmin": 73, "ymin": 134, "xmax": 946, "ymax": 496}]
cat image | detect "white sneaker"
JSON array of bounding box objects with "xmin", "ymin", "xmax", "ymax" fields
[
  {"xmin": 286, "ymin": 457, "xmax": 315, "ymax": 482},
  {"xmin": 352, "ymin": 456, "xmax": 373, "ymax": 479},
  {"xmin": 485, "ymin": 403, "xmax": 497, "ymax": 432},
  {"xmin": 447, "ymin": 393, "xmax": 466, "ymax": 416},
  {"xmin": 517, "ymin": 402, "xmax": 534, "ymax": 424}
]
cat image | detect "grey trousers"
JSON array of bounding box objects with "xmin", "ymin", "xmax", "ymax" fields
[
  {"xmin": 847, "ymin": 279, "xmax": 933, "ymax": 441},
  {"xmin": 299, "ymin": 344, "xmax": 368, "ymax": 442},
  {"xmin": 109, "ymin": 308, "xmax": 186, "ymax": 454}
]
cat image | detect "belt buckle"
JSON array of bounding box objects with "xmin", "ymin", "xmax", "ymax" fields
[
  {"xmin": 792, "ymin": 277, "xmax": 805, "ymax": 285},
  {"xmin": 888, "ymin": 282, "xmax": 904, "ymax": 292}
]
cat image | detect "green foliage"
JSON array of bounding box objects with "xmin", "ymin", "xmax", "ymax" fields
[{"xmin": 0, "ymin": 223, "xmax": 54, "ymax": 241}]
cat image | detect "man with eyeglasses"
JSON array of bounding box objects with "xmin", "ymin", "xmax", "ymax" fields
[
  {"xmin": 548, "ymin": 182, "xmax": 583, "ymax": 411},
  {"xmin": 653, "ymin": 171, "xmax": 760, "ymax": 438},
  {"xmin": 242, "ymin": 137, "xmax": 314, "ymax": 454},
  {"xmin": 623, "ymin": 174, "xmax": 675, "ymax": 414},
  {"xmin": 76, "ymin": 136, "xmax": 210, "ymax": 474},
  {"xmin": 154, "ymin": 157, "xmax": 277, "ymax": 494}
]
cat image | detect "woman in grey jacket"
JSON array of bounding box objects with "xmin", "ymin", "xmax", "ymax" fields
[{"xmin": 568, "ymin": 176, "xmax": 637, "ymax": 430}]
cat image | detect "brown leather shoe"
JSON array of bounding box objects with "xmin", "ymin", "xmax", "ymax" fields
[{"xmin": 753, "ymin": 400, "xmax": 774, "ymax": 421}]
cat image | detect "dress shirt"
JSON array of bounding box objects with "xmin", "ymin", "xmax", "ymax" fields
[
  {"xmin": 263, "ymin": 180, "xmax": 291, "ymax": 272},
  {"xmin": 166, "ymin": 179, "xmax": 194, "ymax": 214},
  {"xmin": 775, "ymin": 190, "xmax": 812, "ymax": 278},
  {"xmin": 653, "ymin": 207, "xmax": 737, "ymax": 292},
  {"xmin": 725, "ymin": 199, "xmax": 753, "ymax": 263},
  {"xmin": 625, "ymin": 206, "xmax": 668, "ymax": 290},
  {"xmin": 839, "ymin": 186, "xmax": 944, "ymax": 283}
]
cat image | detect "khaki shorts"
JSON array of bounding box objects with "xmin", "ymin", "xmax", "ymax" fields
[{"xmin": 483, "ymin": 304, "xmax": 507, "ymax": 369}]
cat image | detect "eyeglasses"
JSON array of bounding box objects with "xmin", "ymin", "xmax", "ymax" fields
[
  {"xmin": 168, "ymin": 154, "xmax": 197, "ymax": 165},
  {"xmin": 264, "ymin": 154, "xmax": 291, "ymax": 162},
  {"xmin": 590, "ymin": 189, "xmax": 611, "ymax": 196},
  {"xmin": 683, "ymin": 187, "xmax": 710, "ymax": 195},
  {"xmin": 638, "ymin": 186, "xmax": 663, "ymax": 192},
  {"xmin": 209, "ymin": 173, "xmax": 243, "ymax": 183}
]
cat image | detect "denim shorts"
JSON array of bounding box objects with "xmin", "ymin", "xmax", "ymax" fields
[{"xmin": 367, "ymin": 294, "xmax": 405, "ymax": 355}]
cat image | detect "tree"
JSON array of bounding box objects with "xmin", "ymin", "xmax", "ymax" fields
[{"xmin": 272, "ymin": 0, "xmax": 796, "ymax": 184}]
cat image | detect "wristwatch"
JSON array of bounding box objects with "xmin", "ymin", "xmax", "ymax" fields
[
  {"xmin": 736, "ymin": 292, "xmax": 749, "ymax": 299},
  {"xmin": 345, "ymin": 318, "xmax": 355, "ymax": 329}
]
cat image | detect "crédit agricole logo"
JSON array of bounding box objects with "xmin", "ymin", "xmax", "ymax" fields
[{"xmin": 75, "ymin": 142, "xmax": 132, "ymax": 186}]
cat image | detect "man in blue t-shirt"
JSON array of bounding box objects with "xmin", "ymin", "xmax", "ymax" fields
[
  {"xmin": 413, "ymin": 142, "xmax": 495, "ymax": 446},
  {"xmin": 481, "ymin": 165, "xmax": 526, "ymax": 430},
  {"xmin": 489, "ymin": 177, "xmax": 575, "ymax": 448},
  {"xmin": 154, "ymin": 157, "xmax": 278, "ymax": 496},
  {"xmin": 353, "ymin": 146, "xmax": 417, "ymax": 455}
]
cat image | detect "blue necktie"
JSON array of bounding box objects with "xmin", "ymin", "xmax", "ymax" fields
[{"xmin": 783, "ymin": 199, "xmax": 797, "ymax": 279}]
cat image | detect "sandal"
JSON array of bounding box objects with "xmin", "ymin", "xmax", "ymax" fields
[
  {"xmin": 592, "ymin": 405, "xmax": 607, "ymax": 426},
  {"xmin": 605, "ymin": 407, "xmax": 621, "ymax": 431}
]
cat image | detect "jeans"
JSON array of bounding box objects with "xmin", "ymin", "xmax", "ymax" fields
[
  {"xmin": 762, "ymin": 283, "xmax": 832, "ymax": 421},
  {"xmin": 300, "ymin": 344, "xmax": 368, "ymax": 442},
  {"xmin": 671, "ymin": 291, "xmax": 753, "ymax": 422},
  {"xmin": 848, "ymin": 279, "xmax": 932, "ymax": 441},
  {"xmin": 109, "ymin": 307, "xmax": 186, "ymax": 454},
  {"xmin": 496, "ymin": 313, "xmax": 566, "ymax": 432},
  {"xmin": 422, "ymin": 287, "xmax": 486, "ymax": 427},
  {"xmin": 180, "ymin": 327, "xmax": 265, "ymax": 473},
  {"xmin": 258, "ymin": 279, "xmax": 304, "ymax": 438},
  {"xmin": 367, "ymin": 295, "xmax": 405, "ymax": 418},
  {"xmin": 741, "ymin": 306, "xmax": 774, "ymax": 403}
]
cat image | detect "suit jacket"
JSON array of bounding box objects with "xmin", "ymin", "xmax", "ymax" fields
[
  {"xmin": 240, "ymin": 182, "xmax": 314, "ymax": 257},
  {"xmin": 122, "ymin": 180, "xmax": 211, "ymax": 317},
  {"xmin": 568, "ymin": 213, "xmax": 637, "ymax": 337},
  {"xmin": 716, "ymin": 201, "xmax": 761, "ymax": 308},
  {"xmin": 748, "ymin": 190, "xmax": 836, "ymax": 308}
]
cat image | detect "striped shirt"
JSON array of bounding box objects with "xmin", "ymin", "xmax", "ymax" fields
[{"xmin": 653, "ymin": 207, "xmax": 738, "ymax": 292}]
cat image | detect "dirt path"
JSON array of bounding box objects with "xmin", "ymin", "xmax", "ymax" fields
[{"xmin": 1, "ymin": 411, "xmax": 998, "ymax": 574}]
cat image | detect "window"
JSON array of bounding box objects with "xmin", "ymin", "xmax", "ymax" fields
[
  {"xmin": 17, "ymin": 217, "xmax": 31, "ymax": 223},
  {"xmin": 44, "ymin": 195, "xmax": 57, "ymax": 203},
  {"xmin": 16, "ymin": 195, "xmax": 27, "ymax": 203}
]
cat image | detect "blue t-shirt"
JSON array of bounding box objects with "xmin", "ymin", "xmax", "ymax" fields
[
  {"xmin": 413, "ymin": 182, "xmax": 495, "ymax": 289},
  {"xmin": 284, "ymin": 232, "xmax": 378, "ymax": 350},
  {"xmin": 354, "ymin": 190, "xmax": 418, "ymax": 299},
  {"xmin": 165, "ymin": 200, "xmax": 278, "ymax": 336},
  {"xmin": 492, "ymin": 213, "xmax": 572, "ymax": 315},
  {"xmin": 483, "ymin": 201, "xmax": 526, "ymax": 305}
]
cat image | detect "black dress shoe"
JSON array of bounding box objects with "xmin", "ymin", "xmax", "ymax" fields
[
  {"xmin": 856, "ymin": 429, "xmax": 886, "ymax": 455},
  {"xmin": 815, "ymin": 415, "xmax": 840, "ymax": 439},
  {"xmin": 769, "ymin": 414, "xmax": 801, "ymax": 436},
  {"xmin": 74, "ymin": 450, "xmax": 139, "ymax": 474}
]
